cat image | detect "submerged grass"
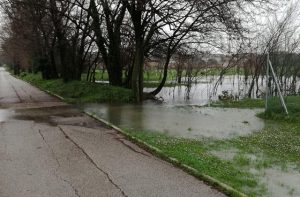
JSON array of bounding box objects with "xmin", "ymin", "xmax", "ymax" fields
[
  {"xmin": 123, "ymin": 96, "xmax": 300, "ymax": 197},
  {"xmin": 210, "ymin": 98, "xmax": 265, "ymax": 108},
  {"xmin": 125, "ymin": 129, "xmax": 266, "ymax": 196},
  {"xmin": 20, "ymin": 73, "xmax": 134, "ymax": 103}
]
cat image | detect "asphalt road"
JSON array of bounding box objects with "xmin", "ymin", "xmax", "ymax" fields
[{"xmin": 0, "ymin": 67, "xmax": 226, "ymax": 197}]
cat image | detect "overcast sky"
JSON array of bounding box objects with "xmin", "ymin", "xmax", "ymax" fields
[{"xmin": 0, "ymin": 0, "xmax": 299, "ymax": 54}]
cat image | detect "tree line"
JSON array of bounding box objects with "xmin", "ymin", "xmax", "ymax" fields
[{"xmin": 0, "ymin": 0, "xmax": 275, "ymax": 102}]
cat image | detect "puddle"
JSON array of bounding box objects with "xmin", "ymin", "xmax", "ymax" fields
[
  {"xmin": 0, "ymin": 105, "xmax": 104, "ymax": 128},
  {"xmin": 0, "ymin": 105, "xmax": 86, "ymax": 126},
  {"xmin": 83, "ymin": 103, "xmax": 264, "ymax": 139},
  {"xmin": 11, "ymin": 106, "xmax": 85, "ymax": 125},
  {"xmin": 0, "ymin": 105, "xmax": 105, "ymax": 128},
  {"xmin": 14, "ymin": 105, "xmax": 80, "ymax": 118}
]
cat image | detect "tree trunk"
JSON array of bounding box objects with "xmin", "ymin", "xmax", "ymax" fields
[
  {"xmin": 107, "ymin": 45, "xmax": 123, "ymax": 86},
  {"xmin": 131, "ymin": 40, "xmax": 144, "ymax": 102},
  {"xmin": 150, "ymin": 53, "xmax": 171, "ymax": 96}
]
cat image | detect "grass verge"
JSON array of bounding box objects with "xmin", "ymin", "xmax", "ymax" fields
[{"xmin": 20, "ymin": 72, "xmax": 134, "ymax": 104}]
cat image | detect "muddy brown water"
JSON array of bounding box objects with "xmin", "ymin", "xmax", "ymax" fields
[{"xmin": 83, "ymin": 103, "xmax": 264, "ymax": 139}]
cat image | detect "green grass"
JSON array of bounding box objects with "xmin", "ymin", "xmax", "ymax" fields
[
  {"xmin": 80, "ymin": 67, "xmax": 244, "ymax": 84},
  {"xmin": 122, "ymin": 96, "xmax": 300, "ymax": 197},
  {"xmin": 200, "ymin": 67, "xmax": 245, "ymax": 76},
  {"xmin": 143, "ymin": 67, "xmax": 245, "ymax": 81},
  {"xmin": 20, "ymin": 72, "xmax": 134, "ymax": 104},
  {"xmin": 81, "ymin": 69, "xmax": 109, "ymax": 81},
  {"xmin": 212, "ymin": 96, "xmax": 300, "ymax": 122},
  {"xmin": 143, "ymin": 69, "xmax": 177, "ymax": 81}
]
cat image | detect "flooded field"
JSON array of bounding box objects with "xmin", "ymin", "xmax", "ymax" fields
[
  {"xmin": 84, "ymin": 103, "xmax": 264, "ymax": 139},
  {"xmin": 145, "ymin": 75, "xmax": 300, "ymax": 105},
  {"xmin": 145, "ymin": 75, "xmax": 246, "ymax": 105},
  {"xmin": 86, "ymin": 75, "xmax": 273, "ymax": 139}
]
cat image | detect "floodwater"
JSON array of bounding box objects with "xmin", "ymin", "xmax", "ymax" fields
[
  {"xmin": 210, "ymin": 149, "xmax": 300, "ymax": 196},
  {"xmin": 85, "ymin": 75, "xmax": 273, "ymax": 139},
  {"xmin": 85, "ymin": 76, "xmax": 275, "ymax": 139},
  {"xmin": 262, "ymin": 166, "xmax": 300, "ymax": 197},
  {"xmin": 145, "ymin": 75, "xmax": 300, "ymax": 105},
  {"xmin": 145, "ymin": 75, "xmax": 246, "ymax": 105},
  {"xmin": 83, "ymin": 103, "xmax": 264, "ymax": 139}
]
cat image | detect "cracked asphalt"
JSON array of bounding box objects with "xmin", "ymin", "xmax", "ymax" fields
[{"xmin": 0, "ymin": 67, "xmax": 226, "ymax": 197}]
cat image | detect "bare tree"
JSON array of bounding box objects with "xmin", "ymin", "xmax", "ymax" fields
[
  {"xmin": 122, "ymin": 0, "xmax": 269, "ymax": 102},
  {"xmin": 88, "ymin": 0, "xmax": 126, "ymax": 86}
]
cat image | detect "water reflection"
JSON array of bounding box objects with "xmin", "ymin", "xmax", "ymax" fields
[
  {"xmin": 88, "ymin": 75, "xmax": 300, "ymax": 139},
  {"xmin": 84, "ymin": 103, "xmax": 264, "ymax": 139},
  {"xmin": 145, "ymin": 75, "xmax": 300, "ymax": 105}
]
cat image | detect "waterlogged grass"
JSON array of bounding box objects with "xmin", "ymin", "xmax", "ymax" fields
[
  {"xmin": 124, "ymin": 96, "xmax": 300, "ymax": 197},
  {"xmin": 126, "ymin": 129, "xmax": 266, "ymax": 196},
  {"xmin": 20, "ymin": 73, "xmax": 134, "ymax": 103}
]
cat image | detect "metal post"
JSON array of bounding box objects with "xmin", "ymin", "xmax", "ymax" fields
[
  {"xmin": 265, "ymin": 53, "xmax": 269, "ymax": 112},
  {"xmin": 268, "ymin": 59, "xmax": 289, "ymax": 115}
]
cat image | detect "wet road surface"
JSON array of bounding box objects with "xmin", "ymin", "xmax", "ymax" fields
[{"xmin": 0, "ymin": 67, "xmax": 226, "ymax": 197}]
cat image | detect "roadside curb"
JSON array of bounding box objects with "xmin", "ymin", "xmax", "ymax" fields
[
  {"xmin": 44, "ymin": 90, "xmax": 65, "ymax": 101},
  {"xmin": 84, "ymin": 111, "xmax": 248, "ymax": 197},
  {"xmin": 16, "ymin": 74, "xmax": 248, "ymax": 197}
]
